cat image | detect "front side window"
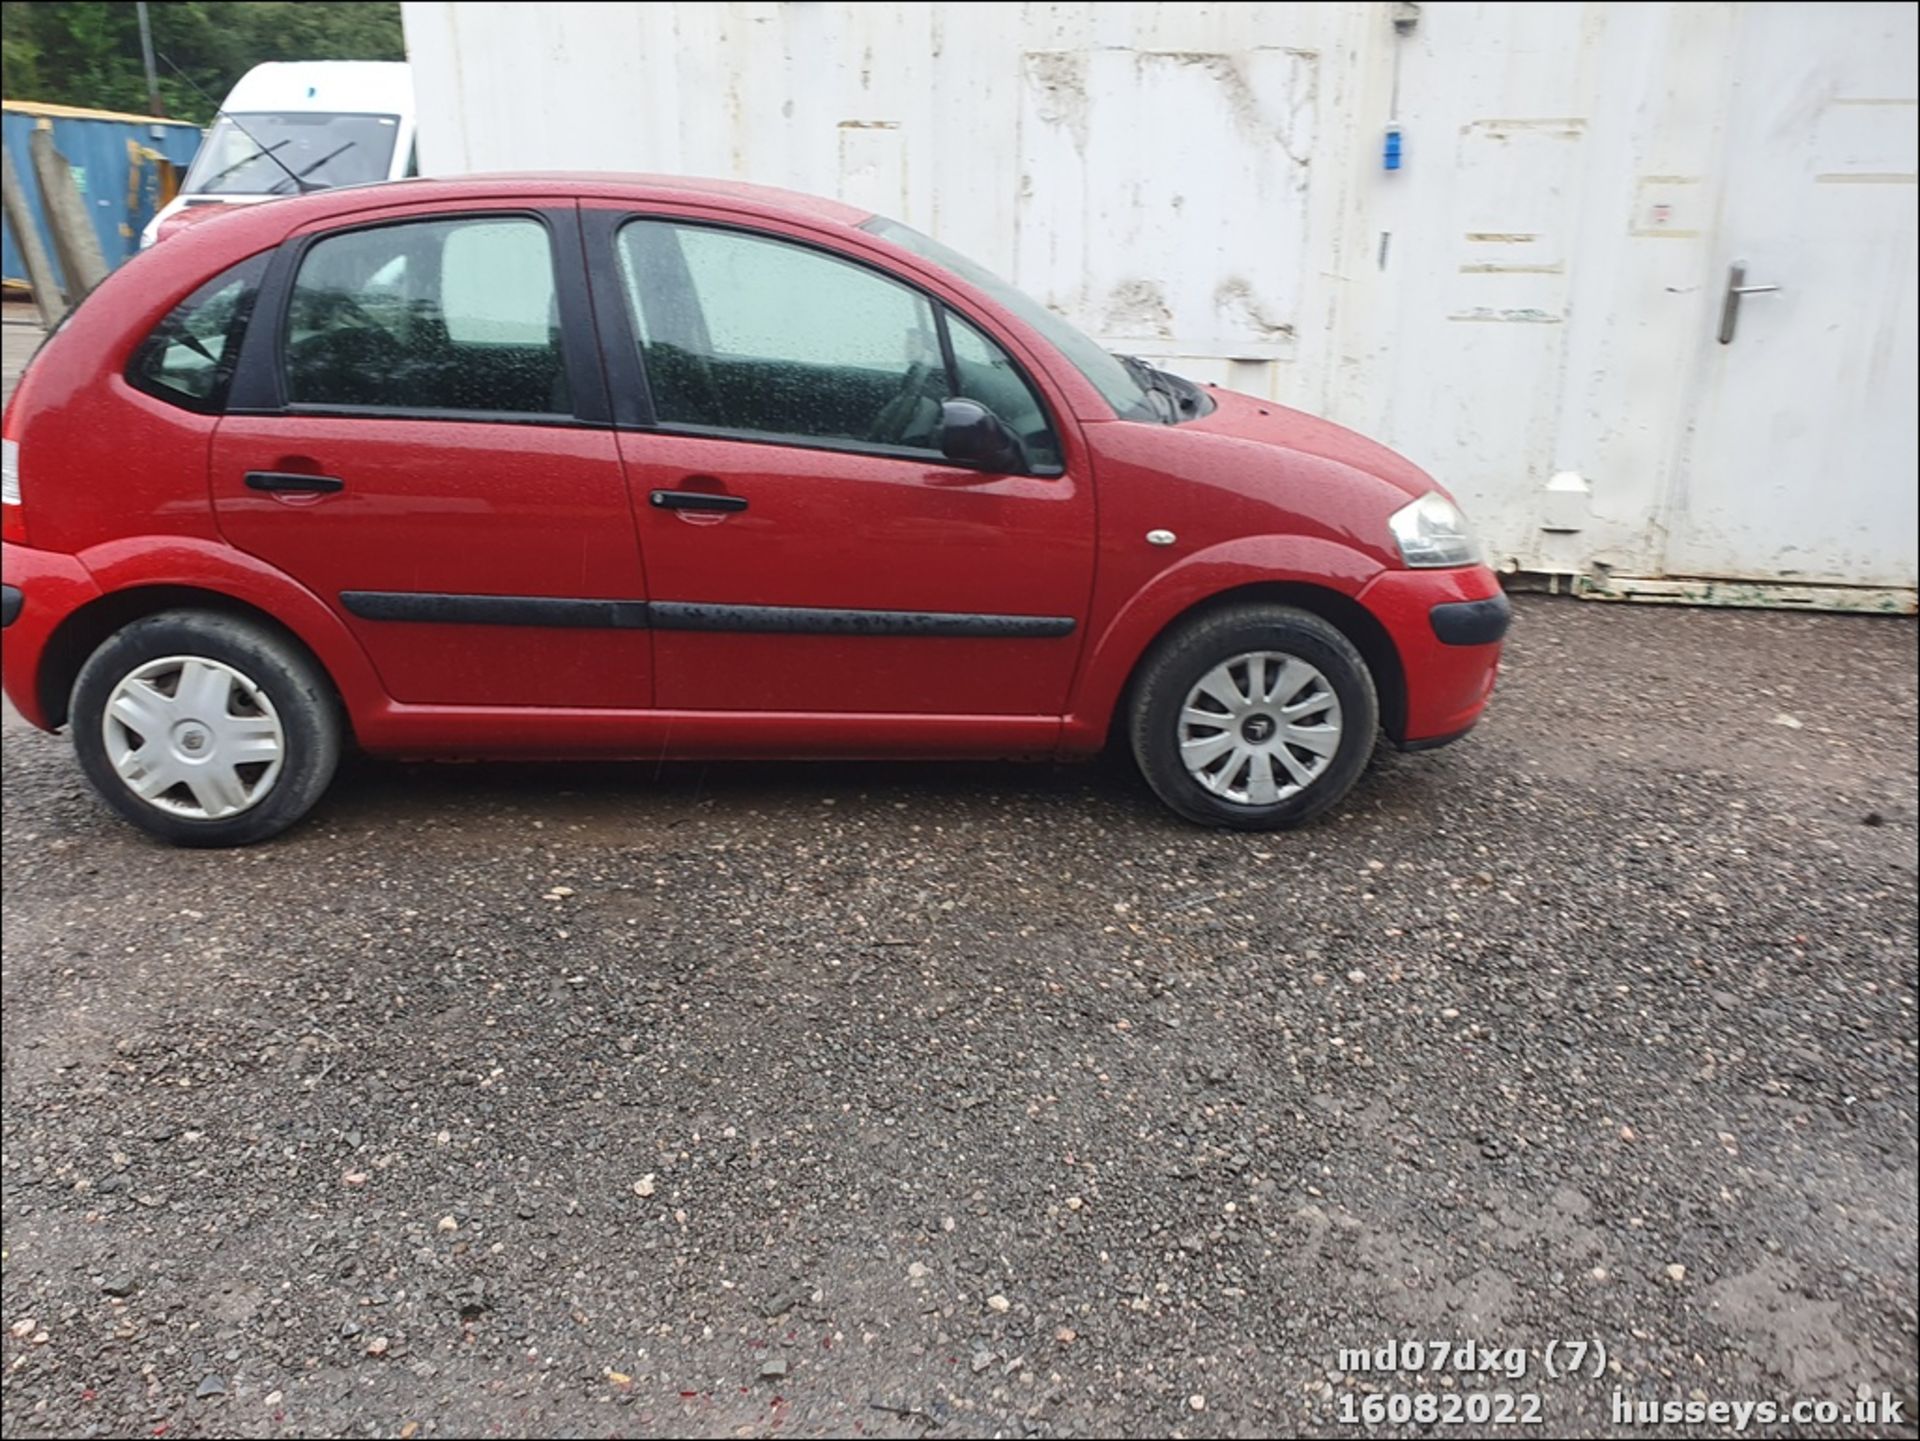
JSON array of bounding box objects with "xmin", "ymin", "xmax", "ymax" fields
[
  {"xmin": 946, "ymin": 310, "xmax": 1062, "ymax": 472},
  {"xmin": 862, "ymin": 214, "xmax": 1160, "ymax": 424},
  {"xmin": 284, "ymin": 216, "xmax": 569, "ymax": 416},
  {"xmin": 617, "ymin": 221, "xmax": 950, "ymax": 451},
  {"xmin": 129, "ymin": 253, "xmax": 268, "ymax": 411}
]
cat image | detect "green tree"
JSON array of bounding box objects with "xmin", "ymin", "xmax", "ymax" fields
[{"xmin": 0, "ymin": 1, "xmax": 404, "ymax": 123}]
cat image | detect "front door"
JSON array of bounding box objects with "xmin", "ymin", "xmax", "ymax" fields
[
  {"xmin": 212, "ymin": 206, "xmax": 651, "ymax": 708},
  {"xmin": 589, "ymin": 212, "xmax": 1094, "ymax": 716},
  {"xmin": 1665, "ymin": 1, "xmax": 1918, "ymax": 588}
]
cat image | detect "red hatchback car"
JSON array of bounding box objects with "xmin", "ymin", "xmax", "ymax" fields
[{"xmin": 1, "ymin": 175, "xmax": 1508, "ymax": 846}]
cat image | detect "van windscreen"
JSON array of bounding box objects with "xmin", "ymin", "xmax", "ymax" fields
[{"xmin": 181, "ymin": 112, "xmax": 400, "ymax": 196}]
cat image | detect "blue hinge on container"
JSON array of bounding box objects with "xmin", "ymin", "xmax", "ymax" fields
[{"xmin": 1383, "ymin": 126, "xmax": 1404, "ymax": 171}]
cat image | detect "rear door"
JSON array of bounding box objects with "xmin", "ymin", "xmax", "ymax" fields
[
  {"xmin": 212, "ymin": 202, "xmax": 651, "ymax": 708},
  {"xmin": 582, "ymin": 205, "xmax": 1095, "ymax": 718}
]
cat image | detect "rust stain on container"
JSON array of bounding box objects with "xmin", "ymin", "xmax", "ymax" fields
[
  {"xmin": 1023, "ymin": 51, "xmax": 1091, "ymax": 153},
  {"xmin": 1105, "ymin": 279, "xmax": 1175, "ymax": 338},
  {"xmin": 1214, "ymin": 277, "xmax": 1294, "ymax": 338}
]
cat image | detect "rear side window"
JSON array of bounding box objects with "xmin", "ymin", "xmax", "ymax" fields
[
  {"xmin": 283, "ymin": 217, "xmax": 569, "ymax": 416},
  {"xmin": 129, "ymin": 254, "xmax": 268, "ymax": 412}
]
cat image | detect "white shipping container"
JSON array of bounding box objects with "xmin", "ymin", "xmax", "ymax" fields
[{"xmin": 401, "ymin": 0, "xmax": 1919, "ymax": 606}]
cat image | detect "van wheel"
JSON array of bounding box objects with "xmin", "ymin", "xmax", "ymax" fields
[
  {"xmin": 69, "ymin": 611, "xmax": 341, "ymax": 847},
  {"xmin": 1128, "ymin": 604, "xmax": 1378, "ymax": 830}
]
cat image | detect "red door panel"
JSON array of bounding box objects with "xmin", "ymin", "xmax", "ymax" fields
[
  {"xmin": 618, "ymin": 432, "xmax": 1093, "ymax": 715},
  {"xmin": 211, "ymin": 416, "xmax": 649, "ymax": 707}
]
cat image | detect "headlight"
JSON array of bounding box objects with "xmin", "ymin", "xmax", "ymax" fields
[{"xmin": 1389, "ymin": 492, "xmax": 1479, "ymax": 568}]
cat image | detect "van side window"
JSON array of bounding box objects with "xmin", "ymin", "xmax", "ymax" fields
[
  {"xmin": 128, "ymin": 253, "xmax": 269, "ymax": 412},
  {"xmin": 283, "ymin": 217, "xmax": 569, "ymax": 416}
]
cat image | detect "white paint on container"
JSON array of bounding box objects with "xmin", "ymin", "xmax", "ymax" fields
[{"xmin": 400, "ymin": 0, "xmax": 1919, "ymax": 601}]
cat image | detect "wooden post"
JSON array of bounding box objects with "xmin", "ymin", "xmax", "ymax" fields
[
  {"xmin": 136, "ymin": 1, "xmax": 165, "ymax": 118},
  {"xmin": 28, "ymin": 121, "xmax": 108, "ymax": 301},
  {"xmin": 1, "ymin": 145, "xmax": 67, "ymax": 327}
]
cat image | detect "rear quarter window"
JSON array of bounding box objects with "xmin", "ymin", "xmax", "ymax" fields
[{"xmin": 128, "ymin": 254, "xmax": 270, "ymax": 412}]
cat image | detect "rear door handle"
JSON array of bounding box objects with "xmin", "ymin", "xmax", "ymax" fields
[
  {"xmin": 650, "ymin": 489, "xmax": 746, "ymax": 513},
  {"xmin": 245, "ymin": 471, "xmax": 345, "ymax": 494}
]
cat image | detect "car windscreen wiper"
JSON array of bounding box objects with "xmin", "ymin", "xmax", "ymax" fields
[
  {"xmin": 1156, "ymin": 368, "xmax": 1206, "ymax": 420},
  {"xmin": 1116, "ymin": 353, "xmax": 1179, "ymax": 423}
]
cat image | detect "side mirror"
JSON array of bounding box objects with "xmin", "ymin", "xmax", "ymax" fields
[{"xmin": 939, "ymin": 398, "xmax": 1027, "ymax": 473}]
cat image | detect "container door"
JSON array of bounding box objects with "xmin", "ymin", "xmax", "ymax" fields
[{"xmin": 1665, "ymin": 2, "xmax": 1918, "ymax": 588}]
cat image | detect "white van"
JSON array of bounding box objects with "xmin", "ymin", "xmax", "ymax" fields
[{"xmin": 140, "ymin": 61, "xmax": 416, "ymax": 248}]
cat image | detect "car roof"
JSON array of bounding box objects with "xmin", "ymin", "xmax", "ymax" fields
[
  {"xmin": 189, "ymin": 172, "xmax": 877, "ymax": 239},
  {"xmin": 469, "ymin": 173, "xmax": 876, "ymax": 226}
]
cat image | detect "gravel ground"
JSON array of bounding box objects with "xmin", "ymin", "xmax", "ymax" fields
[{"xmin": 2, "ymin": 594, "xmax": 1915, "ymax": 1439}]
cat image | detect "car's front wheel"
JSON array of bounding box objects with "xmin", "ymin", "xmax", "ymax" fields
[
  {"xmin": 1129, "ymin": 603, "xmax": 1379, "ymax": 830},
  {"xmin": 70, "ymin": 611, "xmax": 341, "ymax": 846}
]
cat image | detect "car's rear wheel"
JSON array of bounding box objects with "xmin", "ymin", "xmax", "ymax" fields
[
  {"xmin": 1129, "ymin": 603, "xmax": 1378, "ymax": 829},
  {"xmin": 70, "ymin": 611, "xmax": 341, "ymax": 846}
]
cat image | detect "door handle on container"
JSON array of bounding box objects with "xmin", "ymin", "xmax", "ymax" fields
[
  {"xmin": 1717, "ymin": 262, "xmax": 1781, "ymax": 345},
  {"xmin": 245, "ymin": 471, "xmax": 344, "ymax": 493},
  {"xmin": 650, "ymin": 489, "xmax": 746, "ymax": 513}
]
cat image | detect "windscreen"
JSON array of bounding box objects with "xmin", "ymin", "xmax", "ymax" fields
[{"xmin": 181, "ymin": 112, "xmax": 400, "ymax": 197}]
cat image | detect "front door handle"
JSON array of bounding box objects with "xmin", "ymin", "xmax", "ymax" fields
[
  {"xmin": 246, "ymin": 471, "xmax": 345, "ymax": 494},
  {"xmin": 650, "ymin": 489, "xmax": 746, "ymax": 513},
  {"xmin": 1717, "ymin": 261, "xmax": 1781, "ymax": 344}
]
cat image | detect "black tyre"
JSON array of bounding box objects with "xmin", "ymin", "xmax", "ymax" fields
[
  {"xmin": 1128, "ymin": 603, "xmax": 1378, "ymax": 830},
  {"xmin": 69, "ymin": 610, "xmax": 341, "ymax": 847}
]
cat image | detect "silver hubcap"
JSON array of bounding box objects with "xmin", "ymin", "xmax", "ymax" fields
[
  {"xmin": 1178, "ymin": 651, "xmax": 1344, "ymax": 805},
  {"xmin": 102, "ymin": 656, "xmax": 286, "ymax": 819}
]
